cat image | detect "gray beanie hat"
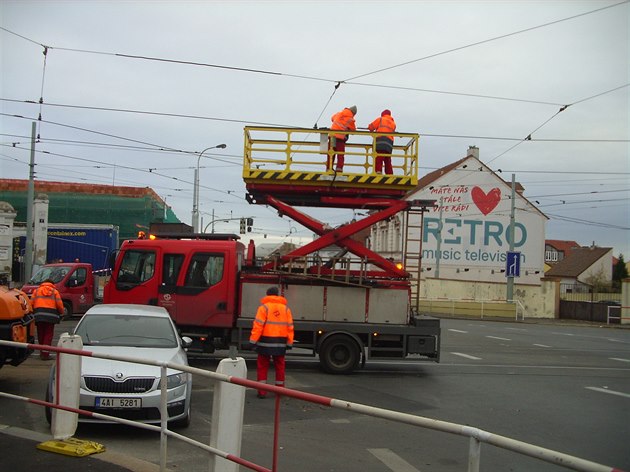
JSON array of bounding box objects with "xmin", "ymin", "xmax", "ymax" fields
[{"xmin": 348, "ymin": 105, "xmax": 357, "ymax": 115}]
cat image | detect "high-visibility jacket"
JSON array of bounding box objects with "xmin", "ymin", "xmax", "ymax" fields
[
  {"xmin": 249, "ymin": 294, "xmax": 294, "ymax": 356},
  {"xmin": 31, "ymin": 282, "xmax": 63, "ymax": 323},
  {"xmin": 330, "ymin": 108, "xmax": 357, "ymax": 140},
  {"xmin": 368, "ymin": 115, "xmax": 396, "ymax": 141}
]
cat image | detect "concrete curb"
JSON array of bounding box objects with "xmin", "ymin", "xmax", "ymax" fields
[{"xmin": 0, "ymin": 423, "xmax": 169, "ymax": 472}]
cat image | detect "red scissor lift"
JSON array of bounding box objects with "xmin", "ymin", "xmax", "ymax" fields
[{"xmin": 242, "ymin": 126, "xmax": 434, "ymax": 286}]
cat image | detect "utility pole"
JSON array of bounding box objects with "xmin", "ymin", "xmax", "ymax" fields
[
  {"xmin": 506, "ymin": 174, "xmax": 516, "ymax": 302},
  {"xmin": 24, "ymin": 121, "xmax": 36, "ymax": 281}
]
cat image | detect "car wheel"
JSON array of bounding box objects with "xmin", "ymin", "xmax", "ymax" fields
[
  {"xmin": 45, "ymin": 385, "xmax": 52, "ymax": 425},
  {"xmin": 171, "ymin": 403, "xmax": 191, "ymax": 428},
  {"xmin": 62, "ymin": 302, "xmax": 72, "ymax": 321}
]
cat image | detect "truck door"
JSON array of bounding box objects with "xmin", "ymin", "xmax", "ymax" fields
[
  {"xmin": 157, "ymin": 253, "xmax": 185, "ymax": 319},
  {"xmin": 111, "ymin": 249, "xmax": 157, "ymax": 305},
  {"xmin": 65, "ymin": 266, "xmax": 93, "ymax": 313},
  {"xmin": 171, "ymin": 251, "xmax": 232, "ymax": 328}
]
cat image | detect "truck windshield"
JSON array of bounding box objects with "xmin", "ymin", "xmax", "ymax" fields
[
  {"xmin": 29, "ymin": 266, "xmax": 70, "ymax": 284},
  {"xmin": 116, "ymin": 250, "xmax": 156, "ymax": 285}
]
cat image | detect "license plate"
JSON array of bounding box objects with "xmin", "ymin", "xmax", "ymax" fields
[{"xmin": 95, "ymin": 397, "xmax": 142, "ymax": 409}]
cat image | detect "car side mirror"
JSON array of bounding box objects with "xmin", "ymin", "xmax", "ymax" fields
[{"xmin": 181, "ymin": 336, "xmax": 193, "ymax": 349}]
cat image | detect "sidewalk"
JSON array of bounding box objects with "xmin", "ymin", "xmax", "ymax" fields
[{"xmin": 0, "ymin": 424, "xmax": 164, "ymax": 472}]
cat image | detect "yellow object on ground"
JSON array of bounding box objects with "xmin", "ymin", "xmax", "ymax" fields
[{"xmin": 36, "ymin": 437, "xmax": 106, "ymax": 457}]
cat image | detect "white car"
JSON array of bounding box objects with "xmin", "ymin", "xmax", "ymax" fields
[{"xmin": 46, "ymin": 304, "xmax": 193, "ymax": 427}]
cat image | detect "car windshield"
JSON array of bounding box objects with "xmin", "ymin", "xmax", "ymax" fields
[
  {"xmin": 29, "ymin": 266, "xmax": 70, "ymax": 284},
  {"xmin": 75, "ymin": 314, "xmax": 178, "ymax": 348}
]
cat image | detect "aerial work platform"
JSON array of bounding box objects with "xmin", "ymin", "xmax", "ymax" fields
[
  {"xmin": 243, "ymin": 126, "xmax": 419, "ymax": 208},
  {"xmin": 241, "ymin": 126, "xmax": 432, "ymax": 283}
]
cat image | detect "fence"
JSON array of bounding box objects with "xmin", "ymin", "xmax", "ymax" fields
[
  {"xmin": 418, "ymin": 298, "xmax": 526, "ymax": 320},
  {"xmin": 0, "ymin": 338, "xmax": 622, "ymax": 472}
]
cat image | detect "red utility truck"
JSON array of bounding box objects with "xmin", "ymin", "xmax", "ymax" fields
[
  {"xmin": 103, "ymin": 233, "xmax": 440, "ymax": 373},
  {"xmin": 103, "ymin": 126, "xmax": 441, "ymax": 373},
  {"xmin": 21, "ymin": 262, "xmax": 102, "ymax": 318}
]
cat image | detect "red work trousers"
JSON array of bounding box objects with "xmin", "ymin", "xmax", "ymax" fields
[
  {"xmin": 36, "ymin": 322, "xmax": 55, "ymax": 359},
  {"xmin": 328, "ymin": 138, "xmax": 346, "ymax": 171},
  {"xmin": 375, "ymin": 154, "xmax": 393, "ymax": 174},
  {"xmin": 256, "ymin": 354, "xmax": 286, "ymax": 397}
]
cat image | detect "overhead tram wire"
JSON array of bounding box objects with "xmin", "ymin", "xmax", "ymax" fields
[
  {"xmin": 342, "ymin": 1, "xmax": 629, "ymax": 82},
  {"xmin": 3, "ymin": 142, "xmax": 244, "ymax": 201},
  {"xmin": 1, "ymin": 26, "xmax": 609, "ymax": 109},
  {"xmin": 485, "ymin": 83, "xmax": 630, "ymax": 165}
]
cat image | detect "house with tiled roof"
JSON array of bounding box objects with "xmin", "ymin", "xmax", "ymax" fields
[
  {"xmin": 545, "ymin": 245, "xmax": 613, "ymax": 291},
  {"xmin": 369, "ymin": 146, "xmax": 548, "ymax": 285},
  {"xmin": 544, "ymin": 239, "xmax": 581, "ymax": 271}
]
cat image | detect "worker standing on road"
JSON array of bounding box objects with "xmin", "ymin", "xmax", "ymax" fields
[
  {"xmin": 32, "ymin": 278, "xmax": 64, "ymax": 360},
  {"xmin": 249, "ymin": 286, "xmax": 294, "ymax": 399},
  {"xmin": 368, "ymin": 109, "xmax": 396, "ymax": 174},
  {"xmin": 328, "ymin": 105, "xmax": 357, "ymax": 172}
]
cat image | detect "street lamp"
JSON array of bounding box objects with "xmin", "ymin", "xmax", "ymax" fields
[{"xmin": 192, "ymin": 143, "xmax": 227, "ymax": 232}]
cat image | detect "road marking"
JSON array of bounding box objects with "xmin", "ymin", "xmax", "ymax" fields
[
  {"xmin": 451, "ymin": 352, "xmax": 482, "ymax": 360},
  {"xmin": 505, "ymin": 327, "xmax": 527, "ymax": 331},
  {"xmin": 533, "ymin": 344, "xmax": 551, "ymax": 348},
  {"xmin": 552, "ymin": 332, "xmax": 575, "ymax": 336},
  {"xmin": 448, "ymin": 329, "xmax": 468, "ymax": 333},
  {"xmin": 368, "ymin": 448, "xmax": 421, "ymax": 472},
  {"xmin": 610, "ymin": 358, "xmax": 630, "ymax": 363},
  {"xmin": 585, "ymin": 387, "xmax": 630, "ymax": 399},
  {"xmin": 486, "ymin": 336, "xmax": 511, "ymax": 341}
]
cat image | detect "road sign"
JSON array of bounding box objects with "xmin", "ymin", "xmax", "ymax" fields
[{"xmin": 506, "ymin": 251, "xmax": 521, "ymax": 277}]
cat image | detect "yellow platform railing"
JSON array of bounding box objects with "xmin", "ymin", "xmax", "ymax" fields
[{"xmin": 243, "ymin": 126, "xmax": 419, "ymax": 190}]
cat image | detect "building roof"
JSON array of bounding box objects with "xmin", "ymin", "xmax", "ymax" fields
[
  {"xmin": 0, "ymin": 179, "xmax": 166, "ymax": 203},
  {"xmin": 545, "ymin": 246, "xmax": 612, "ymax": 278},
  {"xmin": 545, "ymin": 240, "xmax": 581, "ymax": 254}
]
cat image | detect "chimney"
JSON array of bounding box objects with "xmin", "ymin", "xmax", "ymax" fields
[{"xmin": 467, "ymin": 146, "xmax": 479, "ymax": 159}]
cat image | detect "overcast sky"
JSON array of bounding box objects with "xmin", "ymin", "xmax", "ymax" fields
[{"xmin": 1, "ymin": 1, "xmax": 628, "ymax": 258}]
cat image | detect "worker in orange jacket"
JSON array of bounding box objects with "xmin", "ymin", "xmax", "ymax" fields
[
  {"xmin": 249, "ymin": 286, "xmax": 294, "ymax": 398},
  {"xmin": 31, "ymin": 279, "xmax": 64, "ymax": 360},
  {"xmin": 328, "ymin": 105, "xmax": 357, "ymax": 172},
  {"xmin": 368, "ymin": 109, "xmax": 397, "ymax": 174}
]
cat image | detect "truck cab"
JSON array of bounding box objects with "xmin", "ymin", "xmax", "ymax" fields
[
  {"xmin": 22, "ymin": 262, "xmax": 97, "ymax": 317},
  {"xmin": 103, "ymin": 234, "xmax": 245, "ymax": 350}
]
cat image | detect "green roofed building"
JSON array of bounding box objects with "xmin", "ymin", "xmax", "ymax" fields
[{"xmin": 0, "ymin": 179, "xmax": 181, "ymax": 241}]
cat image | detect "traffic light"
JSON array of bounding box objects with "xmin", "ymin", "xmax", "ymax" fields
[
  {"xmin": 239, "ymin": 218, "xmax": 246, "ymax": 234},
  {"xmin": 246, "ymin": 217, "xmax": 253, "ymax": 232}
]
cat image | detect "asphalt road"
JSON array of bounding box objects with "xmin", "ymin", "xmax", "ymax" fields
[{"xmin": 1, "ymin": 317, "xmax": 629, "ymax": 472}]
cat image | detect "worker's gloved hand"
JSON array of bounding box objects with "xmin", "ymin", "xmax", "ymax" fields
[
  {"xmin": 249, "ymin": 342, "xmax": 258, "ymax": 352},
  {"xmin": 286, "ymin": 345, "xmax": 292, "ymax": 351}
]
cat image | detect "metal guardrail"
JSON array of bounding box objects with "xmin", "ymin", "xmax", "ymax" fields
[
  {"xmin": 419, "ymin": 298, "xmax": 525, "ymax": 320},
  {"xmin": 0, "ymin": 339, "xmax": 623, "ymax": 472}
]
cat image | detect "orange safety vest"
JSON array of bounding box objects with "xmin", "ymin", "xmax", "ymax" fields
[
  {"xmin": 368, "ymin": 115, "xmax": 396, "ymax": 141},
  {"xmin": 330, "ymin": 108, "xmax": 357, "ymax": 140},
  {"xmin": 250, "ymin": 294, "xmax": 294, "ymax": 356},
  {"xmin": 31, "ymin": 282, "xmax": 64, "ymax": 323}
]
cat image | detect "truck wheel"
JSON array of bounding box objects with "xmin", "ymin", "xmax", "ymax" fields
[
  {"xmin": 62, "ymin": 302, "xmax": 72, "ymax": 321},
  {"xmin": 319, "ymin": 335, "xmax": 360, "ymax": 374}
]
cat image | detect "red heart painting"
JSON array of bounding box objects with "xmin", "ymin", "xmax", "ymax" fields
[{"xmin": 471, "ymin": 186, "xmax": 501, "ymax": 215}]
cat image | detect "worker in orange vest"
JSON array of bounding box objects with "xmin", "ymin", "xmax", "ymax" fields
[
  {"xmin": 249, "ymin": 286, "xmax": 294, "ymax": 399},
  {"xmin": 31, "ymin": 279, "xmax": 64, "ymax": 360},
  {"xmin": 328, "ymin": 105, "xmax": 357, "ymax": 172},
  {"xmin": 368, "ymin": 109, "xmax": 397, "ymax": 174}
]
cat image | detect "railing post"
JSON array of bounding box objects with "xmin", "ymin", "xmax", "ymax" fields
[
  {"xmin": 210, "ymin": 357, "xmax": 247, "ymax": 472},
  {"xmin": 52, "ymin": 333, "xmax": 82, "ymax": 440},
  {"xmin": 160, "ymin": 364, "xmax": 168, "ymax": 472},
  {"xmin": 468, "ymin": 436, "xmax": 481, "ymax": 472}
]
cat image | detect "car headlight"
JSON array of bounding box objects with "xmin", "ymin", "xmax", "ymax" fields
[{"xmin": 161, "ymin": 372, "xmax": 187, "ymax": 389}]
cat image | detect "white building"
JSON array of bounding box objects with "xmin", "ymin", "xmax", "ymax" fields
[{"xmin": 370, "ymin": 146, "xmax": 548, "ymax": 285}]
